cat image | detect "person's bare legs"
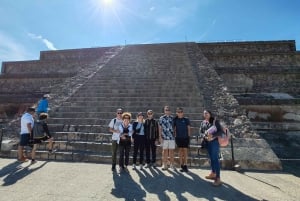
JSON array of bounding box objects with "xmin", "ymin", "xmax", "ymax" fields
[
  {"xmin": 31, "ymin": 144, "xmax": 37, "ymax": 161},
  {"xmin": 18, "ymin": 145, "xmax": 25, "ymax": 160},
  {"xmin": 47, "ymin": 137, "xmax": 54, "ymax": 150},
  {"xmin": 163, "ymin": 149, "xmax": 168, "ymax": 169},
  {"xmin": 169, "ymin": 149, "xmax": 174, "ymax": 167},
  {"xmin": 183, "ymin": 148, "xmax": 188, "ymax": 166}
]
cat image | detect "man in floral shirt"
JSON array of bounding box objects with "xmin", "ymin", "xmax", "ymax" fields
[{"xmin": 159, "ymin": 106, "xmax": 175, "ymax": 170}]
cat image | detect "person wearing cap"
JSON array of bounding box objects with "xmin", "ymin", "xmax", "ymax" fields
[
  {"xmin": 159, "ymin": 106, "xmax": 175, "ymax": 170},
  {"xmin": 36, "ymin": 94, "xmax": 50, "ymax": 116},
  {"xmin": 108, "ymin": 108, "xmax": 123, "ymax": 171},
  {"xmin": 18, "ymin": 107, "xmax": 35, "ymax": 163},
  {"xmin": 173, "ymin": 107, "xmax": 191, "ymax": 172},
  {"xmin": 132, "ymin": 112, "xmax": 146, "ymax": 170},
  {"xmin": 118, "ymin": 112, "xmax": 133, "ymax": 172},
  {"xmin": 144, "ymin": 109, "xmax": 159, "ymax": 168}
]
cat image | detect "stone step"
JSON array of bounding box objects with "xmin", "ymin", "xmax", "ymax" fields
[
  {"xmin": 28, "ymin": 140, "xmax": 204, "ymax": 157},
  {"xmin": 56, "ymin": 106, "xmax": 203, "ymax": 113},
  {"xmin": 78, "ymin": 86, "xmax": 200, "ymax": 92},
  {"xmin": 251, "ymin": 122, "xmax": 300, "ymax": 131},
  {"xmin": 47, "ymin": 118, "xmax": 202, "ymax": 125},
  {"xmin": 1, "ymin": 149, "xmax": 211, "ymax": 166},
  {"xmin": 66, "ymin": 97, "xmax": 203, "ymax": 102},
  {"xmin": 48, "ymin": 124, "xmax": 202, "ymax": 134},
  {"xmin": 61, "ymin": 101, "xmax": 203, "ymax": 108},
  {"xmin": 49, "ymin": 112, "xmax": 203, "ymax": 119},
  {"xmin": 52, "ymin": 131, "xmax": 201, "ymax": 144},
  {"xmin": 71, "ymin": 91, "xmax": 202, "ymax": 97}
]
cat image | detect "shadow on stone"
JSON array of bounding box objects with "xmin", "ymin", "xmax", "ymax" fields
[
  {"xmin": 1, "ymin": 161, "xmax": 48, "ymax": 186},
  {"xmin": 111, "ymin": 170, "xmax": 146, "ymax": 201},
  {"xmin": 135, "ymin": 167, "xmax": 259, "ymax": 201}
]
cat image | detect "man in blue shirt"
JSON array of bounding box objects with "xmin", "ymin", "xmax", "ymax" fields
[
  {"xmin": 37, "ymin": 94, "xmax": 50, "ymax": 116},
  {"xmin": 174, "ymin": 107, "xmax": 191, "ymax": 172}
]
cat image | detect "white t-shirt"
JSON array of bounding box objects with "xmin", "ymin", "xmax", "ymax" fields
[
  {"xmin": 108, "ymin": 118, "xmax": 123, "ymax": 141},
  {"xmin": 20, "ymin": 112, "xmax": 34, "ymax": 135}
]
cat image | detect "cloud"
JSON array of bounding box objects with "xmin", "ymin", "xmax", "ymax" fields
[
  {"xmin": 27, "ymin": 33, "xmax": 57, "ymax": 50},
  {"xmin": 0, "ymin": 32, "xmax": 32, "ymax": 61}
]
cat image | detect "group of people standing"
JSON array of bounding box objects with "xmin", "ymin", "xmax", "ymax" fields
[{"xmin": 108, "ymin": 106, "xmax": 225, "ymax": 186}]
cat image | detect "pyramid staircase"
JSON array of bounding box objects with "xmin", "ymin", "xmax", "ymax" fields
[{"xmin": 1, "ymin": 42, "xmax": 282, "ymax": 170}]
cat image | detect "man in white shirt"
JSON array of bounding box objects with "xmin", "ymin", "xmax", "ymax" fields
[
  {"xmin": 18, "ymin": 107, "xmax": 35, "ymax": 162},
  {"xmin": 108, "ymin": 108, "xmax": 123, "ymax": 171}
]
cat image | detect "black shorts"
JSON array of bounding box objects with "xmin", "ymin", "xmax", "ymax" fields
[
  {"xmin": 175, "ymin": 137, "xmax": 190, "ymax": 148},
  {"xmin": 20, "ymin": 134, "xmax": 30, "ymax": 146},
  {"xmin": 33, "ymin": 135, "xmax": 51, "ymax": 144}
]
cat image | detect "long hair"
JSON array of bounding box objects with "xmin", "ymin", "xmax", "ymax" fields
[{"xmin": 204, "ymin": 110, "xmax": 215, "ymax": 124}]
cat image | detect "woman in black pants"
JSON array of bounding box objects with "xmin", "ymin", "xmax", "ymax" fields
[
  {"xmin": 132, "ymin": 112, "xmax": 146, "ymax": 170},
  {"xmin": 118, "ymin": 112, "xmax": 133, "ymax": 172}
]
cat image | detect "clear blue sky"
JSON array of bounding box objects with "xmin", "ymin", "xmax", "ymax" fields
[{"xmin": 1, "ymin": 0, "xmax": 300, "ymax": 67}]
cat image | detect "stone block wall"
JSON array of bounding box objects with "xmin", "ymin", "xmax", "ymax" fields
[
  {"xmin": 198, "ymin": 40, "xmax": 296, "ymax": 54},
  {"xmin": 0, "ymin": 78, "xmax": 65, "ymax": 93},
  {"xmin": 199, "ymin": 40, "xmax": 300, "ymax": 96},
  {"xmin": 206, "ymin": 53, "xmax": 298, "ymax": 67},
  {"xmin": 1, "ymin": 60, "xmax": 90, "ymax": 75},
  {"xmin": 40, "ymin": 47, "xmax": 113, "ymax": 60}
]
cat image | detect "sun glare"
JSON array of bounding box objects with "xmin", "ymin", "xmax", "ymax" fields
[{"xmin": 102, "ymin": 0, "xmax": 113, "ymax": 6}]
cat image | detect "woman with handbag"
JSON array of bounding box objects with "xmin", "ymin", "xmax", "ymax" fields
[
  {"xmin": 118, "ymin": 112, "xmax": 133, "ymax": 172},
  {"xmin": 199, "ymin": 110, "xmax": 224, "ymax": 186}
]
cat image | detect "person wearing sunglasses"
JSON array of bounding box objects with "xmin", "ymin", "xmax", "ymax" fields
[
  {"xmin": 108, "ymin": 108, "xmax": 123, "ymax": 171},
  {"xmin": 174, "ymin": 107, "xmax": 191, "ymax": 172},
  {"xmin": 118, "ymin": 112, "xmax": 133, "ymax": 172}
]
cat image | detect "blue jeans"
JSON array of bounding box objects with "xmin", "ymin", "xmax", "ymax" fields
[{"xmin": 207, "ymin": 139, "xmax": 220, "ymax": 178}]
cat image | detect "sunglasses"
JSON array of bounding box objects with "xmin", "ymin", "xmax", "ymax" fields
[
  {"xmin": 117, "ymin": 112, "xmax": 123, "ymax": 114},
  {"xmin": 177, "ymin": 111, "xmax": 183, "ymax": 113},
  {"xmin": 147, "ymin": 113, "xmax": 153, "ymax": 115}
]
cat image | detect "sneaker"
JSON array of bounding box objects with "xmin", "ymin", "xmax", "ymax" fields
[
  {"xmin": 170, "ymin": 164, "xmax": 176, "ymax": 170},
  {"xmin": 162, "ymin": 165, "xmax": 168, "ymax": 171},
  {"xmin": 139, "ymin": 164, "xmax": 143, "ymax": 170},
  {"xmin": 119, "ymin": 166, "xmax": 124, "ymax": 172},
  {"xmin": 144, "ymin": 163, "xmax": 151, "ymax": 168},
  {"xmin": 30, "ymin": 159, "xmax": 37, "ymax": 165},
  {"xmin": 212, "ymin": 178, "xmax": 222, "ymax": 187},
  {"xmin": 111, "ymin": 164, "xmax": 116, "ymax": 171},
  {"xmin": 184, "ymin": 165, "xmax": 188, "ymax": 172},
  {"xmin": 132, "ymin": 164, "xmax": 137, "ymax": 170},
  {"xmin": 180, "ymin": 165, "xmax": 184, "ymax": 172},
  {"xmin": 49, "ymin": 149, "xmax": 57, "ymax": 154},
  {"xmin": 205, "ymin": 173, "xmax": 217, "ymax": 180},
  {"xmin": 18, "ymin": 157, "xmax": 29, "ymax": 163},
  {"xmin": 124, "ymin": 166, "xmax": 129, "ymax": 172}
]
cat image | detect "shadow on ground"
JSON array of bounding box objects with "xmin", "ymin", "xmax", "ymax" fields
[
  {"xmin": 0, "ymin": 160, "xmax": 47, "ymax": 186},
  {"xmin": 112, "ymin": 166, "xmax": 259, "ymax": 201}
]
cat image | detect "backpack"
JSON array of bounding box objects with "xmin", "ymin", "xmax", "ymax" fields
[
  {"xmin": 32, "ymin": 120, "xmax": 46, "ymax": 139},
  {"xmin": 218, "ymin": 128, "xmax": 230, "ymax": 147}
]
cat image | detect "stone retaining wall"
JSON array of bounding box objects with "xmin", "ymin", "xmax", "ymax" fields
[
  {"xmin": 207, "ymin": 53, "xmax": 298, "ymax": 67},
  {"xmin": 40, "ymin": 47, "xmax": 114, "ymax": 60},
  {"xmin": 198, "ymin": 40, "xmax": 295, "ymax": 54}
]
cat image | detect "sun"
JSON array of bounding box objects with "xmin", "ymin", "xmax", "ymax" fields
[{"xmin": 102, "ymin": 0, "xmax": 114, "ymax": 6}]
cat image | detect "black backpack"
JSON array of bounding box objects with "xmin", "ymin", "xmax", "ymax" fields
[{"xmin": 32, "ymin": 120, "xmax": 46, "ymax": 139}]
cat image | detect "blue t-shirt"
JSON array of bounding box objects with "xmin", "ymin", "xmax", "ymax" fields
[
  {"xmin": 159, "ymin": 115, "xmax": 174, "ymax": 140},
  {"xmin": 174, "ymin": 117, "xmax": 190, "ymax": 138},
  {"xmin": 37, "ymin": 99, "xmax": 48, "ymax": 113}
]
